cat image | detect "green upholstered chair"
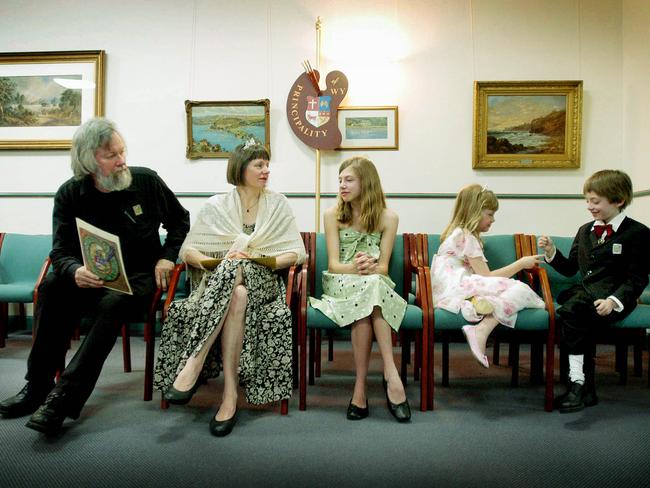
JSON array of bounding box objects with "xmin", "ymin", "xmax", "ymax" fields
[
  {"xmin": 421, "ymin": 233, "xmax": 555, "ymax": 412},
  {"xmin": 0, "ymin": 233, "xmax": 52, "ymax": 347},
  {"xmin": 297, "ymin": 233, "xmax": 432, "ymax": 411}
]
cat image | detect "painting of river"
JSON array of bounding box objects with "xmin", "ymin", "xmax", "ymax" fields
[
  {"xmin": 345, "ymin": 116, "xmax": 388, "ymax": 139},
  {"xmin": 188, "ymin": 102, "xmax": 269, "ymax": 158},
  {"xmin": 486, "ymin": 95, "xmax": 566, "ymax": 154},
  {"xmin": 0, "ymin": 75, "xmax": 82, "ymax": 127}
]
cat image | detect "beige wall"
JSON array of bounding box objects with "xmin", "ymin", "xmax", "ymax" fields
[{"xmin": 0, "ymin": 0, "xmax": 646, "ymax": 236}]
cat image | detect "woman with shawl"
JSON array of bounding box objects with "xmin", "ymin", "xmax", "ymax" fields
[{"xmin": 153, "ymin": 142, "xmax": 305, "ymax": 437}]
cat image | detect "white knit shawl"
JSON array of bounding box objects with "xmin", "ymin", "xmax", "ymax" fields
[{"xmin": 180, "ymin": 188, "xmax": 306, "ymax": 264}]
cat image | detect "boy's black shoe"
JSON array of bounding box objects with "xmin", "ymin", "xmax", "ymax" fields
[
  {"xmin": 25, "ymin": 391, "xmax": 69, "ymax": 435},
  {"xmin": 557, "ymin": 381, "xmax": 586, "ymax": 413},
  {"xmin": 554, "ymin": 382, "xmax": 598, "ymax": 410},
  {"xmin": 0, "ymin": 383, "xmax": 52, "ymax": 419}
]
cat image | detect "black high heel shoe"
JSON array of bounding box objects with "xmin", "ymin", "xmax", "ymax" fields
[
  {"xmin": 382, "ymin": 378, "xmax": 411, "ymax": 423},
  {"xmin": 346, "ymin": 399, "xmax": 369, "ymax": 420},
  {"xmin": 209, "ymin": 408, "xmax": 238, "ymax": 437},
  {"xmin": 164, "ymin": 377, "xmax": 201, "ymax": 405}
]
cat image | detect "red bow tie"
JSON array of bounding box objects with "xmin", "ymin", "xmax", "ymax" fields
[{"xmin": 593, "ymin": 224, "xmax": 614, "ymax": 239}]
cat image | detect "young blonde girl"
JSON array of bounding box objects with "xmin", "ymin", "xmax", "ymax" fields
[
  {"xmin": 310, "ymin": 157, "xmax": 410, "ymax": 422},
  {"xmin": 431, "ymin": 184, "xmax": 545, "ymax": 367}
]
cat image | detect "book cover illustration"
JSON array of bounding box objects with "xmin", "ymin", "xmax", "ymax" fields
[{"xmin": 76, "ymin": 218, "xmax": 133, "ymax": 295}]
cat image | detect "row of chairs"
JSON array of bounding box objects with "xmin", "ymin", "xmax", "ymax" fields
[{"xmin": 2, "ymin": 232, "xmax": 648, "ymax": 416}]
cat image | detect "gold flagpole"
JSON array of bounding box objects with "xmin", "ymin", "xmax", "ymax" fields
[{"xmin": 315, "ymin": 17, "xmax": 322, "ymax": 232}]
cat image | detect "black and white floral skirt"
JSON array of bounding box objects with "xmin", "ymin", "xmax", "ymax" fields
[{"xmin": 153, "ymin": 259, "xmax": 292, "ymax": 405}]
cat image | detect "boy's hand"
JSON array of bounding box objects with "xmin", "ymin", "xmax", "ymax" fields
[
  {"xmin": 594, "ymin": 298, "xmax": 615, "ymax": 316},
  {"xmin": 537, "ymin": 235, "xmax": 555, "ymax": 259}
]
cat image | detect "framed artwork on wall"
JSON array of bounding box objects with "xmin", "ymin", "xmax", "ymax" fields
[
  {"xmin": 185, "ymin": 99, "xmax": 270, "ymax": 159},
  {"xmin": 0, "ymin": 50, "xmax": 105, "ymax": 150},
  {"xmin": 336, "ymin": 106, "xmax": 398, "ymax": 150},
  {"xmin": 472, "ymin": 80, "xmax": 582, "ymax": 169}
]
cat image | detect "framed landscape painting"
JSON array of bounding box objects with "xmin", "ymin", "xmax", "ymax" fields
[
  {"xmin": 472, "ymin": 80, "xmax": 582, "ymax": 169},
  {"xmin": 0, "ymin": 50, "xmax": 105, "ymax": 150},
  {"xmin": 185, "ymin": 99, "xmax": 270, "ymax": 159},
  {"xmin": 337, "ymin": 106, "xmax": 398, "ymax": 150}
]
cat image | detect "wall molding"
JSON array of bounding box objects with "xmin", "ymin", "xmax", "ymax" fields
[{"xmin": 2, "ymin": 190, "xmax": 649, "ymax": 199}]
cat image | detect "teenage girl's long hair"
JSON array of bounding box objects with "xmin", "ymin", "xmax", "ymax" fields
[
  {"xmin": 441, "ymin": 184, "xmax": 499, "ymax": 242},
  {"xmin": 336, "ymin": 157, "xmax": 386, "ymax": 233}
]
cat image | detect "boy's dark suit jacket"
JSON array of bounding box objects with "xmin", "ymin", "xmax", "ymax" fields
[{"xmin": 549, "ymin": 216, "xmax": 650, "ymax": 317}]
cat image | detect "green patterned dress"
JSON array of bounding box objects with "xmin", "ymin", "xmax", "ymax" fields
[{"xmin": 310, "ymin": 228, "xmax": 406, "ymax": 331}]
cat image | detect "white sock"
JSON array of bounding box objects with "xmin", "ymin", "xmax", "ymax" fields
[{"xmin": 568, "ymin": 354, "xmax": 585, "ymax": 384}]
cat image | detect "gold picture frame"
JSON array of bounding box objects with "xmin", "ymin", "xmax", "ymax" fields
[
  {"xmin": 472, "ymin": 80, "xmax": 582, "ymax": 169},
  {"xmin": 0, "ymin": 50, "xmax": 105, "ymax": 150},
  {"xmin": 337, "ymin": 106, "xmax": 398, "ymax": 150},
  {"xmin": 185, "ymin": 99, "xmax": 270, "ymax": 159}
]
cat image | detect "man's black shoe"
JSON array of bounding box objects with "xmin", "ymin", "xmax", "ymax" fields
[
  {"xmin": 557, "ymin": 381, "xmax": 585, "ymax": 413},
  {"xmin": 554, "ymin": 383, "xmax": 598, "ymax": 410},
  {"xmin": 0, "ymin": 383, "xmax": 52, "ymax": 419},
  {"xmin": 25, "ymin": 391, "xmax": 69, "ymax": 435}
]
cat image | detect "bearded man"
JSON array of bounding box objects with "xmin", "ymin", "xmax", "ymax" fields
[{"xmin": 0, "ymin": 118, "xmax": 189, "ymax": 435}]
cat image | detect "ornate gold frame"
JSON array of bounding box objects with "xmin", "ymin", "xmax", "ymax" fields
[
  {"xmin": 472, "ymin": 80, "xmax": 582, "ymax": 169},
  {"xmin": 185, "ymin": 99, "xmax": 270, "ymax": 159},
  {"xmin": 0, "ymin": 50, "xmax": 105, "ymax": 150}
]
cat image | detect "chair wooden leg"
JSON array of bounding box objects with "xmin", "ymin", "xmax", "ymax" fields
[
  {"xmin": 414, "ymin": 331, "xmax": 421, "ymax": 382},
  {"xmin": 617, "ymin": 341, "xmax": 628, "ymax": 386},
  {"xmin": 400, "ymin": 331, "xmax": 409, "ymax": 386},
  {"xmin": 315, "ymin": 330, "xmax": 322, "ymax": 378},
  {"xmin": 19, "ymin": 303, "xmax": 27, "ymax": 330},
  {"xmin": 327, "ymin": 331, "xmax": 334, "ymax": 361},
  {"xmin": 308, "ymin": 329, "xmax": 315, "ymax": 386},
  {"xmin": 530, "ymin": 341, "xmax": 544, "ymax": 385},
  {"xmin": 492, "ymin": 336, "xmax": 500, "ymax": 365},
  {"xmin": 160, "ymin": 394, "xmax": 169, "ymax": 410},
  {"xmin": 544, "ymin": 333, "xmax": 555, "ymax": 412},
  {"xmin": 633, "ymin": 330, "xmax": 643, "ymax": 377},
  {"xmin": 280, "ymin": 399, "xmax": 288, "ymax": 415},
  {"xmin": 121, "ymin": 323, "xmax": 132, "ymax": 373},
  {"xmin": 299, "ymin": 316, "xmax": 307, "ymax": 410},
  {"xmin": 508, "ymin": 340, "xmax": 516, "ymax": 367},
  {"xmin": 143, "ymin": 321, "xmax": 155, "ymax": 401},
  {"xmin": 0, "ymin": 302, "xmax": 7, "ymax": 348},
  {"xmin": 442, "ymin": 340, "xmax": 449, "ymax": 387},
  {"xmin": 510, "ymin": 342, "xmax": 520, "ymax": 387}
]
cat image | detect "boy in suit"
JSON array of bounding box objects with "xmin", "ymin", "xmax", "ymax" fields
[{"xmin": 538, "ymin": 169, "xmax": 650, "ymax": 413}]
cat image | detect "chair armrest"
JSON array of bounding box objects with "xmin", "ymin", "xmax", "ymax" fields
[
  {"xmin": 163, "ymin": 262, "xmax": 187, "ymax": 320},
  {"xmin": 32, "ymin": 257, "xmax": 52, "ymax": 306}
]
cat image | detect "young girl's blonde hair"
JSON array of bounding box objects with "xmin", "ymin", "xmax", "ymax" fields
[
  {"xmin": 441, "ymin": 184, "xmax": 499, "ymax": 242},
  {"xmin": 337, "ymin": 156, "xmax": 386, "ymax": 233}
]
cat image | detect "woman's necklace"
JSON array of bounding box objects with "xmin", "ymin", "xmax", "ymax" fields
[{"xmin": 245, "ymin": 199, "xmax": 259, "ymax": 213}]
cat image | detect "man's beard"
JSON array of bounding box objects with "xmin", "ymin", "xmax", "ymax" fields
[{"xmin": 95, "ymin": 167, "xmax": 132, "ymax": 192}]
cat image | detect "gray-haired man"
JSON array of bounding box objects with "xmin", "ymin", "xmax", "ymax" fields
[{"xmin": 0, "ymin": 118, "xmax": 189, "ymax": 435}]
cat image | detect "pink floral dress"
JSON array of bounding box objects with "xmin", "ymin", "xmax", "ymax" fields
[{"xmin": 430, "ymin": 228, "xmax": 544, "ymax": 327}]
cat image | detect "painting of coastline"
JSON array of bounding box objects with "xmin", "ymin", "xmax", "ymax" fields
[
  {"xmin": 486, "ymin": 95, "xmax": 566, "ymax": 154},
  {"xmin": 345, "ymin": 116, "xmax": 388, "ymax": 139},
  {"xmin": 0, "ymin": 75, "xmax": 82, "ymax": 127},
  {"xmin": 186, "ymin": 100, "xmax": 270, "ymax": 158}
]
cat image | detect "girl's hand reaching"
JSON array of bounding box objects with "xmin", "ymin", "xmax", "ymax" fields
[{"xmin": 517, "ymin": 254, "xmax": 544, "ymax": 270}]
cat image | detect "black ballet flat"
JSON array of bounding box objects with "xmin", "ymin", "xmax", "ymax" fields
[
  {"xmin": 164, "ymin": 378, "xmax": 201, "ymax": 405},
  {"xmin": 209, "ymin": 409, "xmax": 238, "ymax": 437},
  {"xmin": 346, "ymin": 400, "xmax": 369, "ymax": 420},
  {"xmin": 382, "ymin": 378, "xmax": 411, "ymax": 423}
]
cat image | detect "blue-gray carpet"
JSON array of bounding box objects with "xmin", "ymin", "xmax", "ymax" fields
[{"xmin": 0, "ymin": 333, "xmax": 649, "ymax": 488}]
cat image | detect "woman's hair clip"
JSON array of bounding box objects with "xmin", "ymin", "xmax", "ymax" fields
[{"xmin": 243, "ymin": 137, "xmax": 258, "ymax": 149}]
